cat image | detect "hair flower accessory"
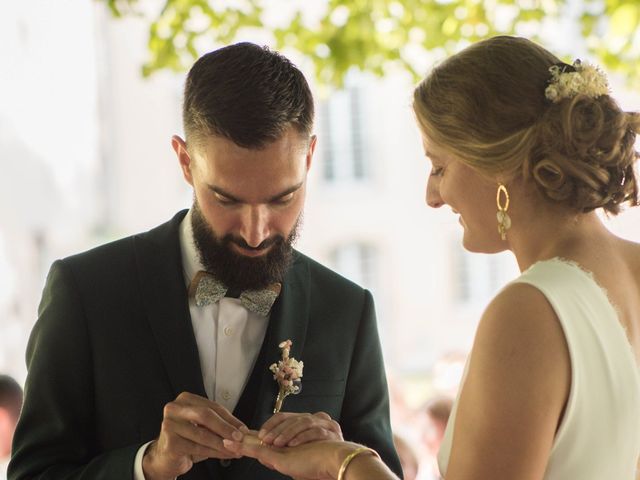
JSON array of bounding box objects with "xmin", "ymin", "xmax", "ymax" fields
[
  {"xmin": 545, "ymin": 59, "xmax": 609, "ymax": 103},
  {"xmin": 269, "ymin": 339, "xmax": 303, "ymax": 413}
]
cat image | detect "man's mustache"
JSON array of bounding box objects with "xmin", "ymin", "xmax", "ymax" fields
[{"xmin": 225, "ymin": 235, "xmax": 283, "ymax": 252}]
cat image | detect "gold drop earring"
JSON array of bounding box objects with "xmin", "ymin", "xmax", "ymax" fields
[{"xmin": 496, "ymin": 183, "xmax": 511, "ymax": 241}]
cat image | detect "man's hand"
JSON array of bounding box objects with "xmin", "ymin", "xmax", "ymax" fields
[
  {"xmin": 258, "ymin": 412, "xmax": 343, "ymax": 447},
  {"xmin": 142, "ymin": 392, "xmax": 246, "ymax": 480}
]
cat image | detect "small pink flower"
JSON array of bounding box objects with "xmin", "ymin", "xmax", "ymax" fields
[{"xmin": 270, "ymin": 339, "xmax": 304, "ymax": 413}]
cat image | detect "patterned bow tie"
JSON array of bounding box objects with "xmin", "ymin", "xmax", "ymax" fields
[{"xmin": 188, "ymin": 271, "xmax": 281, "ymax": 317}]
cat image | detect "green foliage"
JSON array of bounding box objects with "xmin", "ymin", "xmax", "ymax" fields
[
  {"xmin": 105, "ymin": 0, "xmax": 139, "ymax": 17},
  {"xmin": 98, "ymin": 0, "xmax": 640, "ymax": 87},
  {"xmin": 580, "ymin": 0, "xmax": 640, "ymax": 85}
]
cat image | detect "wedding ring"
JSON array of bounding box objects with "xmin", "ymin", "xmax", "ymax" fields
[{"xmin": 259, "ymin": 440, "xmax": 265, "ymax": 446}]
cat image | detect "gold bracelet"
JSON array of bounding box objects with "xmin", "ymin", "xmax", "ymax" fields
[{"xmin": 337, "ymin": 447, "xmax": 379, "ymax": 480}]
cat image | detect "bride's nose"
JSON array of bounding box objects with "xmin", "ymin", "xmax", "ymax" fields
[{"xmin": 426, "ymin": 176, "xmax": 444, "ymax": 208}]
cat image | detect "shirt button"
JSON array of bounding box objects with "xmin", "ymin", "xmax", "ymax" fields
[
  {"xmin": 222, "ymin": 390, "xmax": 231, "ymax": 401},
  {"xmin": 224, "ymin": 326, "xmax": 233, "ymax": 336},
  {"xmin": 220, "ymin": 459, "xmax": 231, "ymax": 467}
]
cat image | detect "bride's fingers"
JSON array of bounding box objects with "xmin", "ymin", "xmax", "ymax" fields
[
  {"xmin": 222, "ymin": 438, "xmax": 263, "ymax": 457},
  {"xmin": 222, "ymin": 439, "xmax": 280, "ymax": 469}
]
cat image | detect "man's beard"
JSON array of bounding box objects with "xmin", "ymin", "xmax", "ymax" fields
[{"xmin": 191, "ymin": 200, "xmax": 301, "ymax": 292}]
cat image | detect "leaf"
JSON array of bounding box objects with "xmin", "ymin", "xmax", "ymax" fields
[
  {"xmin": 609, "ymin": 2, "xmax": 638, "ymax": 37},
  {"xmin": 97, "ymin": 0, "xmax": 640, "ymax": 87}
]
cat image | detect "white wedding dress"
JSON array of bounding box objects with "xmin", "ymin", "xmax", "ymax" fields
[{"xmin": 438, "ymin": 258, "xmax": 640, "ymax": 479}]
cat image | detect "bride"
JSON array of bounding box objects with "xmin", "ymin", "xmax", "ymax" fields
[{"xmin": 225, "ymin": 35, "xmax": 640, "ymax": 480}]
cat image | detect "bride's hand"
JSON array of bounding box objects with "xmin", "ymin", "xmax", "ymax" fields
[{"xmin": 223, "ymin": 435, "xmax": 362, "ymax": 480}]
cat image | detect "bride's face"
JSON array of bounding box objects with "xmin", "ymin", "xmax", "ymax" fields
[{"xmin": 422, "ymin": 136, "xmax": 508, "ymax": 253}]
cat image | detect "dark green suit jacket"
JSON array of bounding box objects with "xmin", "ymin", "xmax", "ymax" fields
[{"xmin": 9, "ymin": 211, "xmax": 402, "ymax": 479}]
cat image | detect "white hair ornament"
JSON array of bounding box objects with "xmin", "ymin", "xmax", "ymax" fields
[{"xmin": 545, "ymin": 60, "xmax": 609, "ymax": 103}]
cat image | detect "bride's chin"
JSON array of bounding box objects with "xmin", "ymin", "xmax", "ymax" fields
[
  {"xmin": 462, "ymin": 234, "xmax": 509, "ymax": 254},
  {"xmin": 461, "ymin": 231, "xmax": 495, "ymax": 254}
]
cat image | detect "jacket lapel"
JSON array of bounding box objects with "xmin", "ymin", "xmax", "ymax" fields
[
  {"xmin": 228, "ymin": 252, "xmax": 310, "ymax": 479},
  {"xmin": 271, "ymin": 251, "xmax": 311, "ymax": 355},
  {"xmin": 245, "ymin": 252, "xmax": 309, "ymax": 427},
  {"xmin": 134, "ymin": 210, "xmax": 207, "ymax": 399}
]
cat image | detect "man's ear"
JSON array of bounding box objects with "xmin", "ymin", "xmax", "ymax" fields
[
  {"xmin": 306, "ymin": 135, "xmax": 317, "ymax": 172},
  {"xmin": 172, "ymin": 135, "xmax": 194, "ymax": 186}
]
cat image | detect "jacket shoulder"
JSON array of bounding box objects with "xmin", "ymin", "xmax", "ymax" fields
[{"xmin": 59, "ymin": 210, "xmax": 186, "ymax": 275}]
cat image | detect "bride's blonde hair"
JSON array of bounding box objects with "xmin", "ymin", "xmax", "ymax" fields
[{"xmin": 413, "ymin": 36, "xmax": 639, "ymax": 214}]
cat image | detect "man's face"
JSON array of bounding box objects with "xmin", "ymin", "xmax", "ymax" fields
[{"xmin": 174, "ymin": 126, "xmax": 316, "ymax": 291}]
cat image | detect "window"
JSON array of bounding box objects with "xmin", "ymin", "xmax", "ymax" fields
[
  {"xmin": 319, "ymin": 86, "xmax": 369, "ymax": 182},
  {"xmin": 329, "ymin": 242, "xmax": 378, "ymax": 290}
]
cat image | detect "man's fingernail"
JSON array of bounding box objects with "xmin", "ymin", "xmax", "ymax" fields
[
  {"xmin": 258, "ymin": 429, "xmax": 266, "ymax": 439},
  {"xmin": 222, "ymin": 439, "xmax": 234, "ymax": 448},
  {"xmin": 232, "ymin": 431, "xmax": 243, "ymax": 441}
]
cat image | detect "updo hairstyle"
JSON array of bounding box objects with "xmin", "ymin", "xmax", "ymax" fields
[{"xmin": 413, "ymin": 36, "xmax": 639, "ymax": 214}]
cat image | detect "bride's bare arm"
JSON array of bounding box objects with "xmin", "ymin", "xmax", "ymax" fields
[
  {"xmin": 344, "ymin": 449, "xmax": 398, "ymax": 480},
  {"xmin": 444, "ymin": 283, "xmax": 571, "ymax": 480},
  {"xmin": 223, "ymin": 437, "xmax": 398, "ymax": 480}
]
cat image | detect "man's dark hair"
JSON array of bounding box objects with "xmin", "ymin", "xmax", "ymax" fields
[
  {"xmin": 183, "ymin": 42, "xmax": 314, "ymax": 150},
  {"xmin": 0, "ymin": 375, "xmax": 23, "ymax": 419}
]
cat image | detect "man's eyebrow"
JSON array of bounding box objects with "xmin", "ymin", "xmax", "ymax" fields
[
  {"xmin": 207, "ymin": 182, "xmax": 304, "ymax": 203},
  {"xmin": 265, "ymin": 182, "xmax": 304, "ymax": 202},
  {"xmin": 208, "ymin": 185, "xmax": 243, "ymax": 202}
]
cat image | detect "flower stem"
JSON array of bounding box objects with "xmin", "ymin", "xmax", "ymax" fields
[{"xmin": 273, "ymin": 389, "xmax": 285, "ymax": 413}]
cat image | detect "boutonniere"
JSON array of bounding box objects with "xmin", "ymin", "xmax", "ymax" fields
[{"xmin": 269, "ymin": 339, "xmax": 303, "ymax": 413}]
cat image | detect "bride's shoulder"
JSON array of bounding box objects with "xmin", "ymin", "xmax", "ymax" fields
[
  {"xmin": 458, "ymin": 282, "xmax": 571, "ymax": 461},
  {"xmin": 483, "ymin": 281, "xmax": 556, "ymax": 325},
  {"xmin": 474, "ymin": 282, "xmax": 566, "ymax": 363},
  {"xmin": 621, "ymin": 239, "xmax": 640, "ymax": 274}
]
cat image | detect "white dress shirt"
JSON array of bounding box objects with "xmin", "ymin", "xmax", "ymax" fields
[
  {"xmin": 133, "ymin": 209, "xmax": 270, "ymax": 479},
  {"xmin": 1, "ymin": 456, "xmax": 8, "ymax": 480}
]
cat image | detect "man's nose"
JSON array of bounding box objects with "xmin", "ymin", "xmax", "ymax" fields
[
  {"xmin": 239, "ymin": 205, "xmax": 271, "ymax": 248},
  {"xmin": 426, "ymin": 177, "xmax": 444, "ymax": 209}
]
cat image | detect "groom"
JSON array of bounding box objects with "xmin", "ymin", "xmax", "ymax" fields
[{"xmin": 9, "ymin": 43, "xmax": 402, "ymax": 480}]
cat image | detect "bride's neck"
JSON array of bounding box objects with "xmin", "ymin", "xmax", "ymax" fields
[{"xmin": 508, "ymin": 210, "xmax": 612, "ymax": 272}]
